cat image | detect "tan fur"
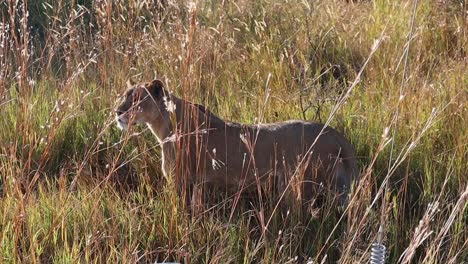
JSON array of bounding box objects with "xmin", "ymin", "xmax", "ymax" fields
[{"xmin": 116, "ymin": 79, "xmax": 359, "ymax": 206}]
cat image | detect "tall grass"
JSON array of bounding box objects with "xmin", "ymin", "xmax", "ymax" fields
[{"xmin": 0, "ymin": 0, "xmax": 466, "ymax": 263}]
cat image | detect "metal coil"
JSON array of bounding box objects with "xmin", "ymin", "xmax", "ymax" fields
[{"xmin": 370, "ymin": 243, "xmax": 386, "ymax": 264}]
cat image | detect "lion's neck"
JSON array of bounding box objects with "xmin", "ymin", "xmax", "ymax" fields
[
  {"xmin": 146, "ymin": 95, "xmax": 226, "ymax": 144},
  {"xmin": 146, "ymin": 117, "xmax": 172, "ymax": 145},
  {"xmin": 145, "ymin": 97, "xmax": 179, "ymax": 144}
]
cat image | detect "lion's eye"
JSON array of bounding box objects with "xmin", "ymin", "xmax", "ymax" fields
[
  {"xmin": 131, "ymin": 91, "xmax": 139, "ymax": 104},
  {"xmin": 132, "ymin": 96, "xmax": 138, "ymax": 105}
]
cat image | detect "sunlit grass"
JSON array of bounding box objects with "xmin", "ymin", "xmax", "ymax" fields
[{"xmin": 0, "ymin": 0, "xmax": 466, "ymax": 263}]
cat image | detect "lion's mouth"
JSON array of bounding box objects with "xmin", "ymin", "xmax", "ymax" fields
[{"xmin": 115, "ymin": 115, "xmax": 129, "ymax": 131}]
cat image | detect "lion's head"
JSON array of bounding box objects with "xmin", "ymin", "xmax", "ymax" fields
[{"xmin": 115, "ymin": 79, "xmax": 167, "ymax": 130}]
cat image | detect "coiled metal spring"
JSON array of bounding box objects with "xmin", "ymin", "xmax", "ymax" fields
[
  {"xmin": 370, "ymin": 243, "xmax": 386, "ymax": 264},
  {"xmin": 370, "ymin": 225, "xmax": 386, "ymax": 264}
]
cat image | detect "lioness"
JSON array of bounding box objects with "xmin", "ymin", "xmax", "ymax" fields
[{"xmin": 115, "ymin": 79, "xmax": 359, "ymax": 208}]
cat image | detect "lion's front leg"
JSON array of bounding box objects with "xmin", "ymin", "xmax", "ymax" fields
[
  {"xmin": 161, "ymin": 158, "xmax": 175, "ymax": 179},
  {"xmin": 161, "ymin": 143, "xmax": 176, "ymax": 180},
  {"xmin": 189, "ymin": 183, "xmax": 204, "ymax": 215}
]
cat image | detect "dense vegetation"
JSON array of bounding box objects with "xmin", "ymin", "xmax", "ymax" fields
[{"xmin": 0, "ymin": 0, "xmax": 466, "ymax": 263}]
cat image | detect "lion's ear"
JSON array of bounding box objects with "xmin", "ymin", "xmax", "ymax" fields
[{"xmin": 147, "ymin": 79, "xmax": 164, "ymax": 98}]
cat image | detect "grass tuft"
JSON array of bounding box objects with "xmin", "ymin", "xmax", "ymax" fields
[{"xmin": 0, "ymin": 0, "xmax": 466, "ymax": 263}]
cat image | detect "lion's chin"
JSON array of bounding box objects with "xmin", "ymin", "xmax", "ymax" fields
[{"xmin": 116, "ymin": 116, "xmax": 128, "ymax": 131}]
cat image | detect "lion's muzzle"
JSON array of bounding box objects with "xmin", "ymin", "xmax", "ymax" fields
[{"xmin": 115, "ymin": 111, "xmax": 129, "ymax": 131}]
